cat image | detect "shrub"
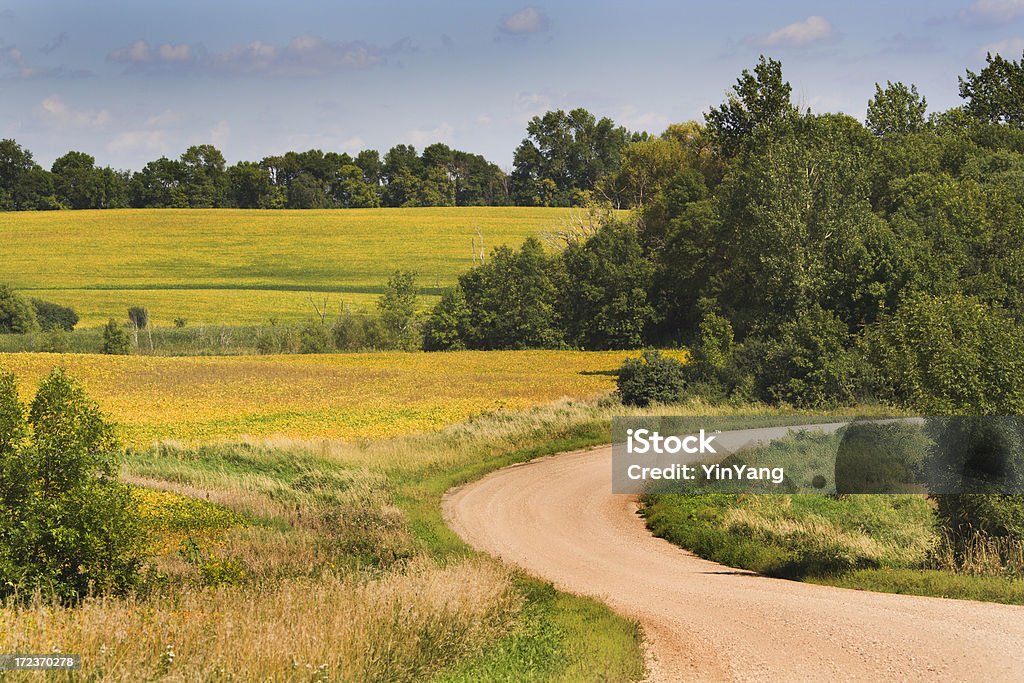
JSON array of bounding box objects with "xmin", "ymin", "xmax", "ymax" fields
[
  {"xmin": 40, "ymin": 327, "xmax": 71, "ymax": 353},
  {"xmin": 102, "ymin": 318, "xmax": 131, "ymax": 354},
  {"xmin": 173, "ymin": 317, "xmax": 188, "ymax": 328},
  {"xmin": 30, "ymin": 298, "xmax": 78, "ymax": 331},
  {"xmin": 422, "ymin": 288, "xmax": 470, "ymax": 351},
  {"xmin": 299, "ymin": 321, "xmax": 334, "ymax": 354},
  {"xmin": 127, "ymin": 306, "xmax": 149, "ymax": 329},
  {"xmin": 0, "ymin": 370, "xmax": 145, "ymax": 602},
  {"xmin": 754, "ymin": 305, "xmax": 858, "ymax": 407},
  {"xmin": 861, "ymin": 293, "xmax": 1024, "ymax": 414},
  {"xmin": 926, "ymin": 417, "xmax": 1024, "ymax": 546},
  {"xmin": 0, "ymin": 284, "xmax": 39, "ymax": 334},
  {"xmin": 616, "ymin": 350, "xmax": 687, "ymax": 407},
  {"xmin": 378, "ymin": 270, "xmax": 421, "ymax": 351}
]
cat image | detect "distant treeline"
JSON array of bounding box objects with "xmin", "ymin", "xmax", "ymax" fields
[
  {"xmin": 424, "ymin": 53, "xmax": 1024, "ymax": 415},
  {"xmin": 0, "ymin": 108, "xmax": 647, "ymax": 211}
]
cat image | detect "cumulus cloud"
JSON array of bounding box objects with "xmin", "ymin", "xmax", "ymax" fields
[
  {"xmin": 107, "ymin": 129, "xmax": 171, "ymax": 154},
  {"xmin": 108, "ymin": 35, "xmax": 408, "ymax": 76},
  {"xmin": 498, "ymin": 7, "xmax": 548, "ymax": 36},
  {"xmin": 405, "ymin": 123, "xmax": 454, "ymax": 146},
  {"xmin": 38, "ymin": 95, "xmax": 110, "ymax": 128},
  {"xmin": 979, "ymin": 36, "xmax": 1024, "ymax": 56},
  {"xmin": 959, "ymin": 1, "xmax": 1024, "ymax": 27},
  {"xmin": 748, "ymin": 16, "xmax": 834, "ymax": 48}
]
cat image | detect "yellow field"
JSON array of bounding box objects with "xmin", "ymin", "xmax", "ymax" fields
[
  {"xmin": 0, "ymin": 207, "xmax": 573, "ymax": 326},
  {"xmin": 0, "ymin": 350, "xmax": 649, "ymax": 446}
]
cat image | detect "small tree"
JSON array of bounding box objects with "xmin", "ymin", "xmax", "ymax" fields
[
  {"xmin": 102, "ymin": 319, "xmax": 131, "ymax": 355},
  {"xmin": 127, "ymin": 306, "xmax": 149, "ymax": 329},
  {"xmin": 378, "ymin": 270, "xmax": 420, "ymax": 350},
  {"xmin": 30, "ymin": 298, "xmax": 78, "ymax": 332},
  {"xmin": 0, "ymin": 370, "xmax": 144, "ymax": 602},
  {"xmin": 0, "ymin": 284, "xmax": 39, "ymax": 334},
  {"xmin": 616, "ymin": 350, "xmax": 687, "ymax": 407}
]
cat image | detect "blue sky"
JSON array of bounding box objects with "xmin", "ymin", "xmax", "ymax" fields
[{"xmin": 1, "ymin": 0, "xmax": 1023, "ymax": 170}]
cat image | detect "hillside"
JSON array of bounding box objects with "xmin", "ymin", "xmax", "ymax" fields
[{"xmin": 0, "ymin": 207, "xmax": 573, "ymax": 326}]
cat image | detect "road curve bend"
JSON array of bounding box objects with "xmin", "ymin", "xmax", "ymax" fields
[{"xmin": 442, "ymin": 440, "xmax": 1024, "ymax": 682}]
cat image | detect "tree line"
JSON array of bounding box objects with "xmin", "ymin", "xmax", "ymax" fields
[
  {"xmin": 424, "ymin": 52, "xmax": 1024, "ymax": 415},
  {"xmin": 1, "ymin": 108, "xmax": 644, "ymax": 211}
]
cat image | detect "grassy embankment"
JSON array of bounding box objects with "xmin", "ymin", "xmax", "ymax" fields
[
  {"xmin": 0, "ymin": 207, "xmax": 572, "ymax": 330},
  {"xmin": 642, "ymin": 429, "xmax": 1024, "ymax": 604},
  {"xmin": 0, "ymin": 350, "xmax": 661, "ymax": 681}
]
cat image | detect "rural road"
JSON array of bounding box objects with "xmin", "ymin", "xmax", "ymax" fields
[{"xmin": 442, "ymin": 424, "xmax": 1024, "ymax": 682}]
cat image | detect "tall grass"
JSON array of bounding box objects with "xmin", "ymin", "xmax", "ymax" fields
[{"xmin": 0, "ymin": 560, "xmax": 520, "ymax": 683}]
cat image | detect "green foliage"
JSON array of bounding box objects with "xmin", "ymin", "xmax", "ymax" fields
[
  {"xmin": 127, "ymin": 306, "xmax": 149, "ymax": 329},
  {"xmin": 30, "ymin": 298, "xmax": 78, "ymax": 331},
  {"xmin": 866, "ymin": 81, "xmax": 928, "ymax": 137},
  {"xmin": 616, "ymin": 350, "xmax": 686, "ymax": 407},
  {"xmin": 705, "ymin": 55, "xmax": 795, "ymax": 157},
  {"xmin": 298, "ymin": 321, "xmax": 334, "ymax": 354},
  {"xmin": 925, "ymin": 417, "xmax": 1024, "ymax": 546},
  {"xmin": 0, "ymin": 370, "xmax": 145, "ymax": 602},
  {"xmin": 834, "ymin": 421, "xmax": 929, "ymax": 494},
  {"xmin": 422, "ymin": 288, "xmax": 470, "ymax": 351},
  {"xmin": 960, "ymin": 51, "xmax": 1024, "ymax": 127},
  {"xmin": 861, "ymin": 294, "xmax": 1024, "ymax": 414},
  {"xmin": 378, "ymin": 270, "xmax": 421, "ymax": 351},
  {"xmin": 753, "ymin": 306, "xmax": 858, "ymax": 408},
  {"xmin": 102, "ymin": 318, "xmax": 131, "ymax": 355},
  {"xmin": 0, "ymin": 284, "xmax": 39, "ymax": 334},
  {"xmin": 560, "ymin": 221, "xmax": 653, "ymax": 349}
]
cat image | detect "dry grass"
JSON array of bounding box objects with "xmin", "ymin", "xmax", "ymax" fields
[
  {"xmin": 931, "ymin": 532, "xmax": 1024, "ymax": 578},
  {"xmin": 0, "ymin": 559, "xmax": 521, "ymax": 682}
]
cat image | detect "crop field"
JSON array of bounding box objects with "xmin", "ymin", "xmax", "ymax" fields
[
  {"xmin": 0, "ymin": 207, "xmax": 574, "ymax": 326},
  {"xmin": 0, "ymin": 349, "xmax": 650, "ymax": 446}
]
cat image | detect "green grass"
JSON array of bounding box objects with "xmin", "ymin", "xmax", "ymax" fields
[
  {"xmin": 641, "ymin": 430, "xmax": 1024, "ymax": 604},
  {"xmin": 1, "ymin": 207, "xmax": 573, "ymax": 326}
]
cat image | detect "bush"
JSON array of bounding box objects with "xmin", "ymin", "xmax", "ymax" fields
[
  {"xmin": 30, "ymin": 298, "xmax": 78, "ymax": 331},
  {"xmin": 299, "ymin": 321, "xmax": 334, "ymax": 354},
  {"xmin": 0, "ymin": 370, "xmax": 145, "ymax": 602},
  {"xmin": 861, "ymin": 293, "xmax": 1024, "ymax": 414},
  {"xmin": 422, "ymin": 288, "xmax": 470, "ymax": 351},
  {"xmin": 127, "ymin": 306, "xmax": 149, "ymax": 329},
  {"xmin": 40, "ymin": 327, "xmax": 71, "ymax": 353},
  {"xmin": 616, "ymin": 350, "xmax": 687, "ymax": 407},
  {"xmin": 173, "ymin": 317, "xmax": 187, "ymax": 328},
  {"xmin": 754, "ymin": 305, "xmax": 858, "ymax": 407},
  {"xmin": 102, "ymin": 318, "xmax": 131, "ymax": 354},
  {"xmin": 0, "ymin": 284, "xmax": 38, "ymax": 334}
]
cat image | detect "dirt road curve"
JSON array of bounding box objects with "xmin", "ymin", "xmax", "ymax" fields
[{"xmin": 443, "ymin": 439, "xmax": 1024, "ymax": 682}]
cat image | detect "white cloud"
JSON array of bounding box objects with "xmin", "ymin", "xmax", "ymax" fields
[
  {"xmin": 616, "ymin": 106, "xmax": 669, "ymax": 134},
  {"xmin": 405, "ymin": 123, "xmax": 454, "ymax": 146},
  {"xmin": 146, "ymin": 109, "xmax": 183, "ymax": 127},
  {"xmin": 109, "ymin": 35, "xmax": 404, "ymax": 76},
  {"xmin": 959, "ymin": 1, "xmax": 1024, "ymax": 27},
  {"xmin": 750, "ymin": 16, "xmax": 834, "ymax": 48},
  {"xmin": 980, "ymin": 36, "xmax": 1024, "ymax": 56},
  {"xmin": 107, "ymin": 129, "xmax": 171, "ymax": 153},
  {"xmin": 499, "ymin": 7, "xmax": 548, "ymax": 36},
  {"xmin": 38, "ymin": 95, "xmax": 110, "ymax": 128},
  {"xmin": 0, "ymin": 42, "xmax": 89, "ymax": 79}
]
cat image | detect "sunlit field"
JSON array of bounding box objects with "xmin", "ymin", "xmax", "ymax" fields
[
  {"xmin": 0, "ymin": 207, "xmax": 574, "ymax": 326},
  {"xmin": 0, "ymin": 350, "xmax": 660, "ymax": 446}
]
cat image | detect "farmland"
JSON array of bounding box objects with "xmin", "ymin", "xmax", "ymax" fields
[
  {"xmin": 0, "ymin": 207, "xmax": 574, "ymax": 326},
  {"xmin": 0, "ymin": 349, "xmax": 658, "ymax": 446}
]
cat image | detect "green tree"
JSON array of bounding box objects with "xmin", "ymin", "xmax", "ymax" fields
[
  {"xmin": 0, "ymin": 370, "xmax": 144, "ymax": 602},
  {"xmin": 705, "ymin": 56, "xmax": 795, "ymax": 157},
  {"xmin": 422, "ymin": 287, "xmax": 470, "ymax": 351},
  {"xmin": 51, "ymin": 151, "xmax": 104, "ymax": 209},
  {"xmin": 616, "ymin": 350, "xmax": 687, "ymax": 407},
  {"xmin": 0, "ymin": 284, "xmax": 39, "ymax": 334},
  {"xmin": 560, "ymin": 221, "xmax": 654, "ymax": 349},
  {"xmin": 102, "ymin": 319, "xmax": 131, "ymax": 355},
  {"xmin": 960, "ymin": 51, "xmax": 1024, "ymax": 127},
  {"xmin": 866, "ymin": 81, "xmax": 928, "ymax": 137},
  {"xmin": 378, "ymin": 270, "xmax": 420, "ymax": 350}
]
